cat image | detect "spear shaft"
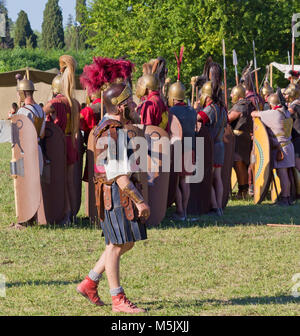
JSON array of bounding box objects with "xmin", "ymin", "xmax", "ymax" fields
[
  {"xmin": 222, "ymin": 39, "xmax": 228, "ymax": 108},
  {"xmin": 252, "ymin": 40, "xmax": 259, "ymax": 95}
]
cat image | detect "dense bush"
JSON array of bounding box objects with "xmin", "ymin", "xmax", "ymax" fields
[{"xmin": 0, "ymin": 48, "xmax": 95, "ymax": 74}]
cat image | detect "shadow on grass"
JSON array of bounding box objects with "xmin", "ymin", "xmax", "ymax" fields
[
  {"xmin": 141, "ymin": 295, "xmax": 300, "ymax": 309},
  {"xmin": 24, "ymin": 201, "xmax": 300, "ymax": 231},
  {"xmin": 6, "ymin": 279, "xmax": 81, "ymax": 288}
]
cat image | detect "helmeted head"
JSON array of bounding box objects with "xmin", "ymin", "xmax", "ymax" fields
[
  {"xmin": 231, "ymin": 84, "xmax": 246, "ymax": 104},
  {"xmin": 284, "ymin": 83, "xmax": 300, "ymax": 103},
  {"xmin": 135, "ymin": 74, "xmax": 159, "ymax": 99},
  {"xmin": 267, "ymin": 93, "xmax": 281, "ymax": 107},
  {"xmin": 16, "ymin": 74, "xmax": 36, "ymax": 102},
  {"xmin": 200, "ymin": 81, "xmax": 213, "ymax": 107},
  {"xmin": 168, "ymin": 80, "xmax": 185, "ymax": 107},
  {"xmin": 51, "ymin": 74, "xmax": 63, "ymax": 96},
  {"xmin": 261, "ymin": 82, "xmax": 274, "ymax": 101}
]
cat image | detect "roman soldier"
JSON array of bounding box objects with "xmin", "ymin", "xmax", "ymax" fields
[
  {"xmin": 77, "ymin": 57, "xmax": 150, "ymax": 314},
  {"xmin": 251, "ymin": 92, "xmax": 295, "ymax": 206},
  {"xmin": 43, "ymin": 55, "xmax": 80, "ymax": 223},
  {"xmin": 168, "ymin": 47, "xmax": 197, "ymax": 221},
  {"xmin": 228, "ymin": 84, "xmax": 253, "ymax": 198},
  {"xmin": 9, "ymin": 74, "xmax": 46, "ymax": 230},
  {"xmin": 284, "ymin": 83, "xmax": 300, "ymax": 172},
  {"xmin": 197, "ymin": 62, "xmax": 227, "ymax": 216},
  {"xmin": 261, "ymin": 81, "xmax": 274, "ymax": 110},
  {"xmin": 136, "ymin": 60, "xmax": 169, "ymax": 130}
]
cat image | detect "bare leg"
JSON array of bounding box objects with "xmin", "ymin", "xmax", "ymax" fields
[
  {"xmin": 104, "ymin": 242, "xmax": 134, "ymax": 290},
  {"xmin": 179, "ymin": 176, "xmax": 190, "ymax": 216}
]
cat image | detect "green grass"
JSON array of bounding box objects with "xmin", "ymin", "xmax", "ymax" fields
[{"xmin": 0, "ymin": 142, "xmax": 300, "ymax": 316}]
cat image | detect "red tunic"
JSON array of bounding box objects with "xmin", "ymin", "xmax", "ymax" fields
[
  {"xmin": 80, "ymin": 98, "xmax": 101, "ymax": 133},
  {"xmin": 46, "ymin": 94, "xmax": 79, "ymax": 165},
  {"xmin": 139, "ymin": 91, "xmax": 167, "ymax": 126}
]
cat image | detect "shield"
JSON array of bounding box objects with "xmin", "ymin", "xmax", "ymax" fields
[
  {"xmin": 135, "ymin": 125, "xmax": 170, "ymax": 227},
  {"xmin": 167, "ymin": 113, "xmax": 183, "ymax": 208},
  {"xmin": 231, "ymin": 168, "xmax": 238, "ymax": 191},
  {"xmin": 271, "ymin": 168, "xmax": 297, "ymax": 202},
  {"xmin": 253, "ymin": 117, "xmax": 272, "ymax": 204},
  {"xmin": 39, "ymin": 121, "xmax": 66, "ymax": 224},
  {"xmin": 73, "ymin": 131, "xmax": 84, "ymax": 216},
  {"xmin": 270, "ymin": 169, "xmax": 281, "ymax": 203},
  {"xmin": 187, "ymin": 125, "xmax": 213, "ymax": 215},
  {"xmin": 10, "ymin": 114, "xmax": 41, "ymax": 223},
  {"xmin": 293, "ymin": 167, "xmax": 300, "ymax": 198},
  {"xmin": 222, "ymin": 124, "xmax": 235, "ymax": 208},
  {"xmin": 85, "ymin": 127, "xmax": 98, "ymax": 222}
]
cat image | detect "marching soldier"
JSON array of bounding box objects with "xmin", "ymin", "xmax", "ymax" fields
[
  {"xmin": 168, "ymin": 80, "xmax": 197, "ymax": 220},
  {"xmin": 285, "ymin": 83, "xmax": 300, "ymax": 172},
  {"xmin": 136, "ymin": 69, "xmax": 169, "ymax": 130},
  {"xmin": 43, "ymin": 55, "xmax": 80, "ymax": 223},
  {"xmin": 251, "ymin": 93, "xmax": 295, "ymax": 206},
  {"xmin": 228, "ymin": 84, "xmax": 253, "ymax": 198},
  {"xmin": 9, "ymin": 75, "xmax": 46, "ymax": 229},
  {"xmin": 77, "ymin": 57, "xmax": 150, "ymax": 314},
  {"xmin": 197, "ymin": 63, "xmax": 227, "ymax": 216}
]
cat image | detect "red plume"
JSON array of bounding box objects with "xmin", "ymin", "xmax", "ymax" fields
[
  {"xmin": 80, "ymin": 57, "xmax": 135, "ymax": 95},
  {"xmin": 175, "ymin": 46, "xmax": 184, "ymax": 81}
]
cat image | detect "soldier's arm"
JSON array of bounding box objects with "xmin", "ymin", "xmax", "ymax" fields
[
  {"xmin": 251, "ymin": 111, "xmax": 261, "ymax": 118},
  {"xmin": 43, "ymin": 102, "xmax": 55, "ymax": 116},
  {"xmin": 227, "ymin": 110, "xmax": 241, "ymax": 123},
  {"xmin": 116, "ymin": 175, "xmax": 150, "ymax": 219}
]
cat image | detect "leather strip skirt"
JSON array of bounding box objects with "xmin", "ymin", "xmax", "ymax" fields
[{"xmin": 100, "ymin": 182, "xmax": 147, "ymax": 245}]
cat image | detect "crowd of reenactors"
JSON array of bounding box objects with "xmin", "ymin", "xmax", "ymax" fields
[{"xmin": 6, "ymin": 52, "xmax": 300, "ymax": 313}]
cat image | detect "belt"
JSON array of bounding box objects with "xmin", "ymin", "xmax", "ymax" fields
[
  {"xmin": 280, "ymin": 140, "xmax": 292, "ymax": 148},
  {"xmin": 233, "ymin": 130, "xmax": 244, "ymax": 136}
]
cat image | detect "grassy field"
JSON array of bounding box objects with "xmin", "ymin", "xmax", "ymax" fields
[{"xmin": 0, "ymin": 142, "xmax": 300, "ymax": 316}]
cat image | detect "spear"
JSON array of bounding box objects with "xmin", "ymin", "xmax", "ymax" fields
[
  {"xmin": 292, "ymin": 15, "xmax": 296, "ymax": 73},
  {"xmin": 222, "ymin": 39, "xmax": 228, "ymax": 108},
  {"xmin": 252, "ymin": 40, "xmax": 259, "ymax": 95},
  {"xmin": 233, "ymin": 49, "xmax": 239, "ymax": 86},
  {"xmin": 288, "ymin": 50, "xmax": 291, "ymax": 66}
]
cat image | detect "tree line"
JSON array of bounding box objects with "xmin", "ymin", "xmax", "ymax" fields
[{"xmin": 1, "ymin": 0, "xmax": 300, "ymax": 88}]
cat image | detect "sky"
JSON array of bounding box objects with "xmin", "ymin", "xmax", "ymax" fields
[{"xmin": 6, "ymin": 0, "xmax": 77, "ymax": 32}]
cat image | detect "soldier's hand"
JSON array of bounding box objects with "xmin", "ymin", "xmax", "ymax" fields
[{"xmin": 136, "ymin": 202, "xmax": 150, "ymax": 220}]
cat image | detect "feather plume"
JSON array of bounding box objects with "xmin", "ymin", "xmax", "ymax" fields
[{"xmin": 80, "ymin": 57, "xmax": 135, "ymax": 95}]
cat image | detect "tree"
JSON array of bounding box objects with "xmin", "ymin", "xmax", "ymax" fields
[
  {"xmin": 14, "ymin": 10, "xmax": 37, "ymax": 48},
  {"xmin": 85, "ymin": 0, "xmax": 300, "ymax": 91},
  {"xmin": 64, "ymin": 14, "xmax": 77, "ymax": 50},
  {"xmin": 75, "ymin": 0, "xmax": 87, "ymax": 49},
  {"xmin": 41, "ymin": 0, "xmax": 65, "ymax": 49},
  {"xmin": 0, "ymin": 0, "xmax": 13, "ymax": 48}
]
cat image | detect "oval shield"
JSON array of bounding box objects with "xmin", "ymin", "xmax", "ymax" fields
[
  {"xmin": 11, "ymin": 114, "xmax": 41, "ymax": 223},
  {"xmin": 39, "ymin": 121, "xmax": 66, "ymax": 224},
  {"xmin": 187, "ymin": 125, "xmax": 213, "ymax": 215},
  {"xmin": 253, "ymin": 117, "xmax": 272, "ymax": 204}
]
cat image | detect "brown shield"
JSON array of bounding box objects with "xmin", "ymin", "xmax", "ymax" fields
[
  {"xmin": 135, "ymin": 125, "xmax": 170, "ymax": 226},
  {"xmin": 11, "ymin": 114, "xmax": 41, "ymax": 223},
  {"xmin": 85, "ymin": 127, "xmax": 98, "ymax": 222},
  {"xmin": 167, "ymin": 113, "xmax": 183, "ymax": 208},
  {"xmin": 39, "ymin": 121, "xmax": 66, "ymax": 224},
  {"xmin": 187, "ymin": 125, "xmax": 213, "ymax": 215},
  {"xmin": 73, "ymin": 131, "xmax": 84, "ymax": 216},
  {"xmin": 222, "ymin": 124, "xmax": 235, "ymax": 208}
]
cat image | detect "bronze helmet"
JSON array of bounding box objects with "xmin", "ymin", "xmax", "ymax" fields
[
  {"xmin": 17, "ymin": 76, "xmax": 36, "ymax": 102},
  {"xmin": 231, "ymin": 84, "xmax": 246, "ymax": 104},
  {"xmin": 103, "ymin": 82, "xmax": 132, "ymax": 114},
  {"xmin": 200, "ymin": 81, "xmax": 212, "ymax": 107},
  {"xmin": 135, "ymin": 74, "xmax": 159, "ymax": 99},
  {"xmin": 261, "ymin": 82, "xmax": 274, "ymax": 101},
  {"xmin": 168, "ymin": 80, "xmax": 185, "ymax": 107},
  {"xmin": 284, "ymin": 83, "xmax": 300, "ymax": 103},
  {"xmin": 267, "ymin": 93, "xmax": 280, "ymax": 107},
  {"xmin": 52, "ymin": 74, "xmax": 63, "ymax": 95}
]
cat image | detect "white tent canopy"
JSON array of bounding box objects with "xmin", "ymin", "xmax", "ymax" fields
[{"xmin": 270, "ymin": 62, "xmax": 300, "ymax": 79}]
